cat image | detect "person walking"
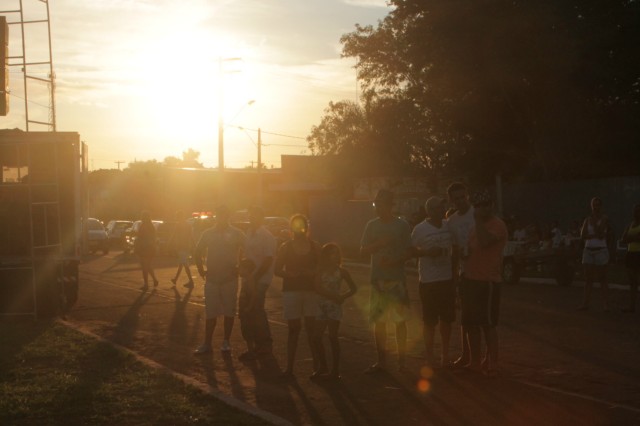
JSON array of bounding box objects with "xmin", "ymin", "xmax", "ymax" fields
[
  {"xmin": 193, "ymin": 205, "xmax": 246, "ymax": 355},
  {"xmin": 136, "ymin": 211, "xmax": 159, "ymax": 291},
  {"xmin": 446, "ymin": 182, "xmax": 475, "ymax": 368},
  {"xmin": 274, "ymin": 214, "xmax": 321, "ymax": 378},
  {"xmin": 169, "ymin": 210, "xmax": 195, "ymax": 288},
  {"xmin": 620, "ymin": 203, "xmax": 640, "ymax": 313},
  {"xmin": 360, "ymin": 189, "xmax": 412, "ymax": 373},
  {"xmin": 461, "ymin": 190, "xmax": 508, "ymax": 377},
  {"xmin": 411, "ymin": 196, "xmax": 455, "ymax": 368},
  {"xmin": 578, "ymin": 197, "xmax": 611, "ymax": 312},
  {"xmin": 238, "ymin": 206, "xmax": 278, "ymax": 361},
  {"xmin": 312, "ymin": 243, "xmax": 357, "ymax": 380}
]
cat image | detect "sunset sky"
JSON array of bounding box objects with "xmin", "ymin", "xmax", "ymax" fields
[{"xmin": 1, "ymin": 0, "xmax": 390, "ymax": 169}]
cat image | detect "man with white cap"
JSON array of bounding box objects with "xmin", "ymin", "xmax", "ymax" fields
[{"xmin": 411, "ymin": 196, "xmax": 455, "ymax": 368}]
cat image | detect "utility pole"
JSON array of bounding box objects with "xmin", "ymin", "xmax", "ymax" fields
[
  {"xmin": 217, "ymin": 57, "xmax": 224, "ymax": 172},
  {"xmin": 257, "ymin": 128, "xmax": 262, "ymax": 206},
  {"xmin": 114, "ymin": 160, "xmax": 124, "ymax": 170}
]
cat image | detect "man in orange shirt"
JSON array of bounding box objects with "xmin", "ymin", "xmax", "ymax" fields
[{"xmin": 461, "ymin": 189, "xmax": 508, "ymax": 377}]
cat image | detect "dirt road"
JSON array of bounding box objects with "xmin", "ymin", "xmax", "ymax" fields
[{"xmin": 67, "ymin": 251, "xmax": 640, "ymax": 425}]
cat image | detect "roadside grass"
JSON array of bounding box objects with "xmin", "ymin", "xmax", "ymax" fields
[{"xmin": 0, "ymin": 321, "xmax": 270, "ymax": 426}]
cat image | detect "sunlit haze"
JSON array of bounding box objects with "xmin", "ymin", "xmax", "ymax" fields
[{"xmin": 1, "ymin": 0, "xmax": 390, "ymax": 169}]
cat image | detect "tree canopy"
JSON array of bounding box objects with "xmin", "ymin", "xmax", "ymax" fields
[{"xmin": 308, "ymin": 0, "xmax": 640, "ymax": 184}]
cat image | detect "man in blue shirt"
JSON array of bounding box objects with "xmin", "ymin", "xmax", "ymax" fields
[
  {"xmin": 193, "ymin": 205, "xmax": 246, "ymax": 355},
  {"xmin": 360, "ymin": 189, "xmax": 412, "ymax": 372}
]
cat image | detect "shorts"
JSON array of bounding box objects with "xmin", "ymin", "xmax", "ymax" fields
[
  {"xmin": 419, "ymin": 280, "xmax": 455, "ymax": 326},
  {"xmin": 204, "ymin": 279, "xmax": 238, "ymax": 319},
  {"xmin": 460, "ymin": 279, "xmax": 501, "ymax": 327},
  {"xmin": 582, "ymin": 247, "xmax": 609, "ymax": 266},
  {"xmin": 283, "ymin": 291, "xmax": 319, "ymax": 320},
  {"xmin": 177, "ymin": 250, "xmax": 190, "ymax": 265},
  {"xmin": 625, "ymin": 251, "xmax": 640, "ymax": 271},
  {"xmin": 369, "ymin": 280, "xmax": 411, "ymax": 324},
  {"xmin": 317, "ymin": 297, "xmax": 343, "ymax": 321}
]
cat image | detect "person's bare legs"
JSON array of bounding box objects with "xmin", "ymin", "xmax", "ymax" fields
[
  {"xmin": 304, "ymin": 316, "xmax": 318, "ymax": 371},
  {"xmin": 223, "ymin": 316, "xmax": 234, "ymax": 341},
  {"xmin": 203, "ymin": 317, "xmax": 217, "ymax": 347},
  {"xmin": 597, "ymin": 265, "xmax": 610, "ymax": 311},
  {"xmin": 440, "ymin": 321, "xmax": 452, "ymax": 367},
  {"xmin": 579, "ymin": 265, "xmax": 594, "ymax": 309},
  {"xmin": 626, "ymin": 269, "xmax": 638, "ymax": 312},
  {"xmin": 423, "ymin": 323, "xmax": 436, "ymax": 365},
  {"xmin": 313, "ymin": 320, "xmax": 329, "ymax": 375},
  {"xmin": 327, "ymin": 320, "xmax": 341, "ymax": 377},
  {"xmin": 172, "ymin": 264, "xmax": 183, "ymax": 283},
  {"xmin": 483, "ymin": 326, "xmax": 499, "ymax": 373},
  {"xmin": 285, "ymin": 319, "xmax": 301, "ymax": 375},
  {"xmin": 372, "ymin": 321, "xmax": 387, "ymax": 369},
  {"xmin": 396, "ymin": 320, "xmax": 407, "ymax": 370},
  {"xmin": 453, "ymin": 326, "xmax": 470, "ymax": 367},
  {"xmin": 466, "ymin": 325, "xmax": 483, "ymax": 372}
]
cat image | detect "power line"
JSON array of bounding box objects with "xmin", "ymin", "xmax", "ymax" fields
[
  {"xmin": 228, "ymin": 125, "xmax": 306, "ymax": 141},
  {"xmin": 9, "ymin": 92, "xmax": 51, "ymax": 109},
  {"xmin": 263, "ymin": 143, "xmax": 308, "ymax": 148}
]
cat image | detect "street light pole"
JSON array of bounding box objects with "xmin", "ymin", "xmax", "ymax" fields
[
  {"xmin": 217, "ymin": 57, "xmax": 242, "ymax": 171},
  {"xmin": 217, "ymin": 57, "xmax": 225, "ymax": 171},
  {"xmin": 257, "ymin": 128, "xmax": 262, "ymax": 205}
]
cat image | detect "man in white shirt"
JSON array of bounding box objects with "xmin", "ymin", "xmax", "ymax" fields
[
  {"xmin": 239, "ymin": 206, "xmax": 278, "ymax": 361},
  {"xmin": 411, "ymin": 196, "xmax": 455, "ymax": 367}
]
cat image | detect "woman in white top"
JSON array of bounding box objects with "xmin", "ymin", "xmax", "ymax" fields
[{"xmin": 578, "ymin": 197, "xmax": 611, "ymax": 312}]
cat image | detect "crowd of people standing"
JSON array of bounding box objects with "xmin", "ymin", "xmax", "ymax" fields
[{"xmin": 131, "ymin": 183, "xmax": 639, "ymax": 381}]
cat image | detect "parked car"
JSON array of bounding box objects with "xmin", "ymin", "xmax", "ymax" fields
[
  {"xmin": 124, "ymin": 220, "xmax": 163, "ymax": 254},
  {"xmin": 86, "ymin": 218, "xmax": 109, "ymax": 255},
  {"xmin": 105, "ymin": 220, "xmax": 133, "ymax": 247},
  {"xmin": 156, "ymin": 221, "xmax": 177, "ymax": 255},
  {"xmin": 501, "ymin": 239, "xmax": 580, "ymax": 286}
]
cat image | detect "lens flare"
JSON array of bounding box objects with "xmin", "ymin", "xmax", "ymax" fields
[
  {"xmin": 417, "ymin": 379, "xmax": 431, "ymax": 393},
  {"xmin": 420, "ymin": 366, "xmax": 434, "ymax": 379}
]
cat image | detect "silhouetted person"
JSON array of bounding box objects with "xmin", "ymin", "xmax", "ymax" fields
[
  {"xmin": 620, "ymin": 203, "xmax": 640, "ymax": 313},
  {"xmin": 136, "ymin": 211, "xmax": 159, "ymax": 290},
  {"xmin": 411, "ymin": 196, "xmax": 455, "ymax": 368},
  {"xmin": 446, "ymin": 182, "xmax": 474, "ymax": 369},
  {"xmin": 461, "ymin": 190, "xmax": 508, "ymax": 377},
  {"xmin": 193, "ymin": 205, "xmax": 245, "ymax": 355},
  {"xmin": 238, "ymin": 206, "xmax": 277, "ymax": 361},
  {"xmin": 360, "ymin": 189, "xmax": 412, "ymax": 373},
  {"xmin": 578, "ymin": 197, "xmax": 611, "ymax": 312},
  {"xmin": 312, "ymin": 243, "xmax": 357, "ymax": 380},
  {"xmin": 274, "ymin": 214, "xmax": 320, "ymax": 378},
  {"xmin": 169, "ymin": 210, "xmax": 195, "ymax": 288}
]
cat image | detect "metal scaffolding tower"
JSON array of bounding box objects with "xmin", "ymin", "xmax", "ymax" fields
[{"xmin": 1, "ymin": 0, "xmax": 57, "ymax": 131}]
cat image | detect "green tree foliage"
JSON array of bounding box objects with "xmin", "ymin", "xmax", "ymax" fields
[{"xmin": 311, "ymin": 0, "xmax": 640, "ymax": 183}]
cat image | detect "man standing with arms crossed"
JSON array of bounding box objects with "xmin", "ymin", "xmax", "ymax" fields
[{"xmin": 361, "ymin": 189, "xmax": 412, "ymax": 373}]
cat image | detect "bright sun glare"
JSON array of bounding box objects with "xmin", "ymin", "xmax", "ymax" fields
[{"xmin": 132, "ymin": 28, "xmax": 255, "ymax": 147}]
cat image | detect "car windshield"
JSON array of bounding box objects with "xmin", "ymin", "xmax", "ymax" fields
[{"xmin": 88, "ymin": 220, "xmax": 104, "ymax": 231}]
